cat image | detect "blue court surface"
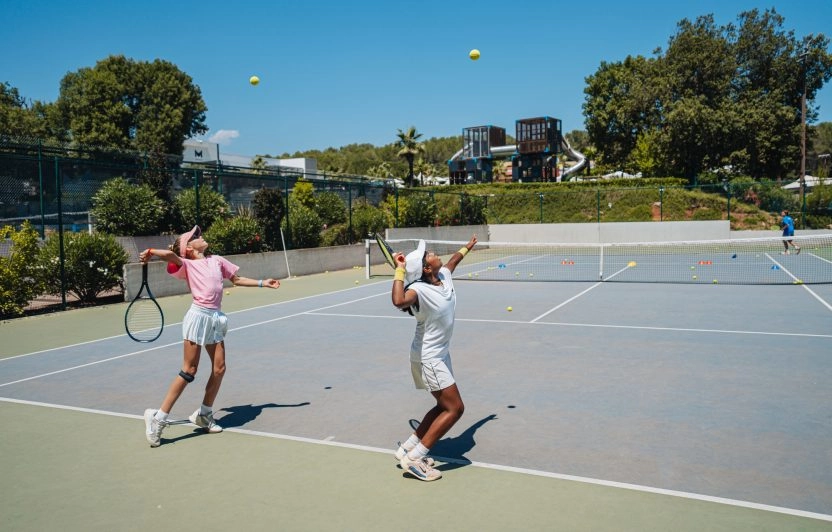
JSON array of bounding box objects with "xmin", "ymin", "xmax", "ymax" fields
[{"xmin": 2, "ymin": 271, "xmax": 831, "ymax": 530}]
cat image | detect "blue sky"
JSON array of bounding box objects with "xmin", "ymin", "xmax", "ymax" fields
[{"xmin": 2, "ymin": 0, "xmax": 830, "ymax": 158}]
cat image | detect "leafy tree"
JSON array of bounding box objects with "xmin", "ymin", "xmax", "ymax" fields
[
  {"xmin": 350, "ymin": 200, "xmax": 388, "ymax": 240},
  {"xmin": 283, "ymin": 203, "xmax": 322, "ymax": 249},
  {"xmin": 402, "ymin": 192, "xmax": 437, "ymax": 227},
  {"xmin": 395, "ymin": 126, "xmax": 426, "ymax": 187},
  {"xmin": 90, "ymin": 178, "xmax": 165, "ymax": 235},
  {"xmin": 0, "ymin": 82, "xmax": 58, "ymax": 139},
  {"xmin": 173, "ymin": 187, "xmax": 229, "ymax": 232},
  {"xmin": 54, "ymin": 55, "xmax": 207, "ymax": 154},
  {"xmin": 290, "ymin": 180, "xmax": 316, "ymax": 209},
  {"xmin": 583, "ymin": 9, "xmax": 832, "ymax": 182}
]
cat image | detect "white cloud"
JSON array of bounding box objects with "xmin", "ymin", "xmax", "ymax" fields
[{"xmin": 208, "ymin": 130, "xmax": 240, "ymax": 145}]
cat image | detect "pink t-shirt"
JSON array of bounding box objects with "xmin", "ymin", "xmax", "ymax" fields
[{"xmin": 170, "ymin": 255, "xmax": 239, "ymax": 309}]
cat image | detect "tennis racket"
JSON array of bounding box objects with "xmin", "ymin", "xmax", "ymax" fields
[
  {"xmin": 125, "ymin": 263, "xmax": 164, "ymax": 342},
  {"xmin": 375, "ymin": 232, "xmax": 397, "ymax": 269}
]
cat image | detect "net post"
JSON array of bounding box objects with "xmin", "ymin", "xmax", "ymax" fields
[
  {"xmin": 599, "ymin": 244, "xmax": 605, "ymax": 281},
  {"xmin": 365, "ymin": 238, "xmax": 370, "ymax": 279}
]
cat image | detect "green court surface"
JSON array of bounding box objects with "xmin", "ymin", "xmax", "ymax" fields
[
  {"xmin": 1, "ymin": 267, "xmax": 831, "ymax": 531},
  {"xmin": 1, "ymin": 402, "xmax": 827, "ymax": 532}
]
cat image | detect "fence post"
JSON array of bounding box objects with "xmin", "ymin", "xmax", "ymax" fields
[
  {"xmin": 596, "ymin": 189, "xmax": 600, "ymax": 223},
  {"xmin": 395, "ymin": 187, "xmax": 399, "ymax": 227},
  {"xmin": 55, "ymin": 157, "xmax": 66, "ymax": 310},
  {"xmin": 37, "ymin": 139, "xmax": 45, "ymax": 238},
  {"xmin": 348, "ymin": 183, "xmax": 353, "ymax": 243},
  {"xmin": 538, "ymin": 193, "xmax": 544, "ymax": 223}
]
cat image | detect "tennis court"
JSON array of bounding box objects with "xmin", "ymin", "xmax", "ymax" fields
[{"xmin": 2, "ymin": 259, "xmax": 832, "ymax": 530}]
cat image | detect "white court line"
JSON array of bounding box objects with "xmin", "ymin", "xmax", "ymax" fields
[
  {"xmin": 307, "ymin": 312, "xmax": 832, "ymax": 339},
  {"xmin": 1, "ymin": 396, "xmax": 829, "ymax": 524},
  {"xmin": 0, "ymin": 292, "xmax": 388, "ymax": 389},
  {"xmin": 766, "ymin": 253, "xmax": 832, "ymax": 312},
  {"xmin": 529, "ymin": 263, "xmax": 632, "ymax": 323},
  {"xmin": 1, "ymin": 282, "xmax": 385, "ymax": 363}
]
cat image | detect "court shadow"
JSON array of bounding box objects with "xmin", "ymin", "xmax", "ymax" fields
[
  {"xmin": 430, "ymin": 414, "xmax": 497, "ymax": 471},
  {"xmin": 217, "ymin": 402, "xmax": 311, "ymax": 429},
  {"xmin": 159, "ymin": 431, "xmax": 205, "ymax": 446}
]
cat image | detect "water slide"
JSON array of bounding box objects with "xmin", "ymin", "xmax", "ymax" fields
[{"xmin": 448, "ymin": 137, "xmax": 587, "ymax": 180}]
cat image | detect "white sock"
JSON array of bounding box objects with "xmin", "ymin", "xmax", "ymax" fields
[
  {"xmin": 406, "ymin": 442, "xmax": 429, "ymax": 461},
  {"xmin": 199, "ymin": 404, "xmax": 212, "ymax": 416},
  {"xmin": 402, "ymin": 434, "xmax": 420, "ymax": 452},
  {"xmin": 154, "ymin": 410, "xmax": 169, "ymax": 422}
]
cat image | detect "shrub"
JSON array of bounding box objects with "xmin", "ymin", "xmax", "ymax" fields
[
  {"xmin": 37, "ymin": 231, "xmax": 128, "ymax": 303},
  {"xmin": 203, "ymin": 215, "xmax": 264, "ymax": 255},
  {"xmin": 350, "ymin": 200, "xmax": 388, "ymax": 241},
  {"xmin": 173, "ymin": 187, "xmax": 229, "ymax": 232},
  {"xmin": 380, "ymin": 195, "xmax": 406, "ymax": 228},
  {"xmin": 320, "ymin": 223, "xmax": 352, "ymax": 246},
  {"xmin": 402, "ymin": 192, "xmax": 437, "ymax": 227},
  {"xmin": 284, "ymin": 203, "xmax": 322, "ymax": 249},
  {"xmin": 252, "ymin": 187, "xmax": 286, "ymax": 250},
  {"xmin": 290, "ymin": 180, "xmax": 316, "ymax": 209},
  {"xmin": 0, "ymin": 222, "xmax": 45, "ymax": 318},
  {"xmin": 459, "ymin": 194, "xmax": 486, "ymax": 225},
  {"xmin": 90, "ymin": 178, "xmax": 165, "ymax": 236},
  {"xmin": 315, "ymin": 191, "xmax": 348, "ymax": 227}
]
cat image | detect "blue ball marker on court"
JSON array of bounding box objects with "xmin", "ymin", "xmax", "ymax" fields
[
  {"xmin": 498, "ymin": 263, "xmax": 506, "ymax": 269},
  {"xmin": 731, "ymin": 254, "xmax": 737, "ymax": 259},
  {"xmin": 771, "ymin": 265, "xmax": 780, "ymax": 270}
]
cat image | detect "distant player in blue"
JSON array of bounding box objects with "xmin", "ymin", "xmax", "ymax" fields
[{"xmin": 780, "ymin": 210, "xmax": 800, "ymax": 255}]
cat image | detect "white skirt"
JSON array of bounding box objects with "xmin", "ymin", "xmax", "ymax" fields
[
  {"xmin": 411, "ymin": 355, "xmax": 455, "ymax": 392},
  {"xmin": 182, "ymin": 304, "xmax": 228, "ymax": 345}
]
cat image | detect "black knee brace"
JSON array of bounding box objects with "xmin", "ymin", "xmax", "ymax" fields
[{"xmin": 178, "ymin": 370, "xmax": 195, "ymax": 383}]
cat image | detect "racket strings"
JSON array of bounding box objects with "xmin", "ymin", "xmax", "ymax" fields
[{"xmin": 126, "ymin": 298, "xmax": 163, "ymax": 341}]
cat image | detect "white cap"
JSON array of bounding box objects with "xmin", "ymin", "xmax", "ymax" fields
[{"xmin": 403, "ymin": 239, "xmax": 426, "ymax": 285}]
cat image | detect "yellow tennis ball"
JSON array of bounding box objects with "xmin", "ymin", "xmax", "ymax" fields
[
  {"xmin": 249, "ymin": 75, "xmax": 260, "ymax": 86},
  {"xmin": 354, "ymin": 280, "xmax": 359, "ymax": 284},
  {"xmin": 692, "ymin": 275, "xmax": 697, "ymax": 280},
  {"xmin": 506, "ymin": 306, "xmax": 512, "ymax": 312},
  {"xmin": 469, "ymin": 49, "xmax": 480, "ymax": 61},
  {"xmin": 713, "ymin": 279, "xmax": 718, "ymax": 284},
  {"xmin": 225, "ymin": 290, "xmax": 230, "ymax": 295}
]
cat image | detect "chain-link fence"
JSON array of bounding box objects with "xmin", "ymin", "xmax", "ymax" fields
[{"xmin": 2, "ymin": 136, "xmax": 829, "ymax": 316}]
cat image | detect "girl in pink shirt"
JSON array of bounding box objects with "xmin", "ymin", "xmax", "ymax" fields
[{"xmin": 138, "ymin": 225, "xmax": 280, "ymax": 447}]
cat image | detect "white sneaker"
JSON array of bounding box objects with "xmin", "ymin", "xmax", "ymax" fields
[
  {"xmin": 144, "ymin": 409, "xmax": 166, "ymax": 448},
  {"xmin": 400, "ymin": 455, "xmax": 442, "ymax": 481},
  {"xmin": 189, "ymin": 409, "xmax": 223, "ymax": 433},
  {"xmin": 394, "ymin": 444, "xmax": 434, "ymax": 466},
  {"xmin": 782, "ymin": 251, "xmax": 790, "ymax": 255}
]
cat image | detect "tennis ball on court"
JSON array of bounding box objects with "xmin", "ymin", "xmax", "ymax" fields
[
  {"xmin": 691, "ymin": 266, "xmax": 695, "ymax": 270},
  {"xmin": 469, "ymin": 49, "xmax": 480, "ymax": 61},
  {"xmin": 225, "ymin": 290, "xmax": 230, "ymax": 295},
  {"xmin": 692, "ymin": 275, "xmax": 697, "ymax": 280},
  {"xmin": 354, "ymin": 280, "xmax": 359, "ymax": 284},
  {"xmin": 506, "ymin": 306, "xmax": 512, "ymax": 312},
  {"xmin": 249, "ymin": 75, "xmax": 260, "ymax": 86},
  {"xmin": 713, "ymin": 279, "xmax": 718, "ymax": 284},
  {"xmin": 797, "ymin": 279, "xmax": 803, "ymax": 284}
]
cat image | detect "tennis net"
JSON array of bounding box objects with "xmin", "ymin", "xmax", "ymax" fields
[{"xmin": 367, "ymin": 234, "xmax": 832, "ymax": 285}]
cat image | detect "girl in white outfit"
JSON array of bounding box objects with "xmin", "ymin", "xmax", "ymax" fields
[{"xmin": 391, "ymin": 235, "xmax": 477, "ymax": 481}]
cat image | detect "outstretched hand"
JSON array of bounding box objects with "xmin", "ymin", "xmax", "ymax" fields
[{"xmin": 262, "ymin": 278, "xmax": 280, "ymax": 289}]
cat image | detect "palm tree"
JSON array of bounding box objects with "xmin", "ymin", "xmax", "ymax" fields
[{"xmin": 395, "ymin": 126, "xmax": 425, "ymax": 187}]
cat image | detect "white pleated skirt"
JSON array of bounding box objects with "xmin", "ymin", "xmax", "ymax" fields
[{"xmin": 182, "ymin": 304, "xmax": 228, "ymax": 345}]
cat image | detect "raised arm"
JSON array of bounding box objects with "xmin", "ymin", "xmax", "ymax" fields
[
  {"xmin": 445, "ymin": 235, "xmax": 477, "ymax": 273},
  {"xmin": 391, "ymin": 252, "xmax": 419, "ymax": 309},
  {"xmin": 140, "ymin": 248, "xmax": 182, "ymax": 266}
]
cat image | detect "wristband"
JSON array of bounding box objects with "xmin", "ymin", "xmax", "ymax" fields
[
  {"xmin": 258, "ymin": 279, "xmax": 263, "ymax": 287},
  {"xmin": 458, "ymin": 247, "xmax": 469, "ymax": 257},
  {"xmin": 394, "ymin": 268, "xmax": 406, "ymax": 282}
]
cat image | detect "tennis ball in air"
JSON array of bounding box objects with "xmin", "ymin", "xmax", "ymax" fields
[
  {"xmin": 506, "ymin": 306, "xmax": 513, "ymax": 312},
  {"xmin": 249, "ymin": 75, "xmax": 260, "ymax": 86},
  {"xmin": 469, "ymin": 49, "xmax": 480, "ymax": 61}
]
